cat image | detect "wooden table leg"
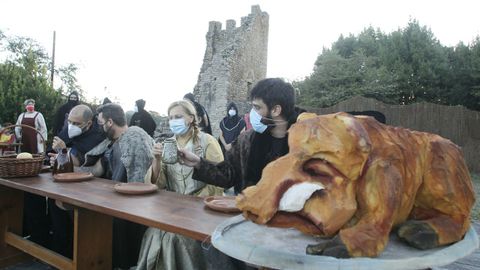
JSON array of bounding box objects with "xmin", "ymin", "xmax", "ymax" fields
[
  {"xmin": 0, "ymin": 185, "xmax": 23, "ymax": 236},
  {"xmin": 0, "ymin": 185, "xmax": 30, "ymax": 268},
  {"xmin": 73, "ymin": 208, "xmax": 112, "ymax": 270}
]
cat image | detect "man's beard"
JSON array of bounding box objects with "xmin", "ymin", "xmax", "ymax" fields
[
  {"xmin": 68, "ymin": 100, "xmax": 79, "ymax": 106},
  {"xmin": 105, "ymin": 125, "xmax": 115, "ymax": 140}
]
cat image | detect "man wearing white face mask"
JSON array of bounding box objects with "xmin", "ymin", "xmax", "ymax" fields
[
  {"xmin": 178, "ymin": 78, "xmax": 305, "ymax": 194},
  {"xmin": 49, "ymin": 104, "xmax": 106, "ymax": 258},
  {"xmin": 53, "ymin": 104, "xmax": 106, "ymax": 166}
]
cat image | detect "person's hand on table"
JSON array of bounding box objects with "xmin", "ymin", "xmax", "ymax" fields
[
  {"xmin": 52, "ymin": 136, "xmax": 66, "ymax": 150},
  {"xmin": 177, "ymin": 148, "xmax": 201, "ymax": 169}
]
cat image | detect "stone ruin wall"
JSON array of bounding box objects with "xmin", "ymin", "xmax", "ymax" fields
[{"xmin": 193, "ymin": 5, "xmax": 269, "ymax": 137}]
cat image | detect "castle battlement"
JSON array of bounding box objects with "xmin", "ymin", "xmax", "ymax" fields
[{"xmin": 194, "ymin": 5, "xmax": 269, "ymax": 136}]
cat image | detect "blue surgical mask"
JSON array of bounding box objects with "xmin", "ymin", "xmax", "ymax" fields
[
  {"xmin": 228, "ymin": 109, "xmax": 236, "ymax": 117},
  {"xmin": 249, "ymin": 108, "xmax": 268, "ymax": 134},
  {"xmin": 169, "ymin": 118, "xmax": 189, "ymax": 135}
]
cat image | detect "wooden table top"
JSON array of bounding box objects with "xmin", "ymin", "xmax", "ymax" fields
[
  {"xmin": 0, "ymin": 173, "xmax": 236, "ymax": 241},
  {"xmin": 0, "ymin": 142, "xmax": 22, "ymax": 147}
]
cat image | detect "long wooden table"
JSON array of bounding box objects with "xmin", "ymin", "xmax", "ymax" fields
[{"xmin": 0, "ymin": 173, "xmax": 236, "ymax": 270}]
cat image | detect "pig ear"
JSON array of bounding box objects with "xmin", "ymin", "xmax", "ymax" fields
[
  {"xmin": 297, "ymin": 112, "xmax": 317, "ymax": 122},
  {"xmin": 336, "ymin": 113, "xmax": 372, "ymax": 152}
]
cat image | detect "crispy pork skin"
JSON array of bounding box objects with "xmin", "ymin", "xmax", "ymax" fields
[{"xmin": 236, "ymin": 112, "xmax": 475, "ymax": 257}]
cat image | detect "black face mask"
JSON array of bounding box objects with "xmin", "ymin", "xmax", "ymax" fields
[
  {"xmin": 68, "ymin": 98, "xmax": 79, "ymax": 105},
  {"xmin": 257, "ymin": 111, "xmax": 276, "ymax": 135}
]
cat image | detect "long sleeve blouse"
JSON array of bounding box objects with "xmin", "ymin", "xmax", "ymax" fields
[
  {"xmin": 144, "ymin": 130, "xmax": 224, "ymax": 196},
  {"xmin": 15, "ymin": 111, "xmax": 48, "ymax": 153}
]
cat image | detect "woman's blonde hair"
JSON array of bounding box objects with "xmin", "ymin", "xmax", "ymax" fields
[{"xmin": 168, "ymin": 100, "xmax": 201, "ymax": 144}]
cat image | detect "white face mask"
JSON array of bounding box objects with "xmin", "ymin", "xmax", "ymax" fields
[
  {"xmin": 133, "ymin": 105, "xmax": 138, "ymax": 113},
  {"xmin": 68, "ymin": 124, "xmax": 83, "ymax": 138},
  {"xmin": 228, "ymin": 109, "xmax": 236, "ymax": 117}
]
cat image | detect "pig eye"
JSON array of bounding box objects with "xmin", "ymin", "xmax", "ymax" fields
[{"xmin": 303, "ymin": 159, "xmax": 331, "ymax": 179}]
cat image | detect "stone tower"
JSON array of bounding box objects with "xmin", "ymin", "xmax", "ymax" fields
[{"xmin": 193, "ymin": 5, "xmax": 269, "ymax": 136}]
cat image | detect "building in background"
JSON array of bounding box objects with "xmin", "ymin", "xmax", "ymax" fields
[{"xmin": 194, "ymin": 5, "xmax": 269, "ymax": 136}]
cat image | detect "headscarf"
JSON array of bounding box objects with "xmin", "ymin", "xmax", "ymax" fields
[
  {"xmin": 135, "ymin": 99, "xmax": 146, "ymax": 111},
  {"xmin": 102, "ymin": 97, "xmax": 112, "ymax": 105},
  {"xmin": 67, "ymin": 91, "xmax": 80, "ymax": 106},
  {"xmin": 222, "ymin": 102, "xmax": 241, "ymax": 129},
  {"xmin": 220, "ymin": 102, "xmax": 245, "ymax": 146},
  {"xmin": 183, "ymin": 92, "xmax": 212, "ymax": 135}
]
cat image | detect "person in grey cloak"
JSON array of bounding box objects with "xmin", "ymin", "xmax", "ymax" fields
[{"xmin": 84, "ymin": 103, "xmax": 154, "ymax": 269}]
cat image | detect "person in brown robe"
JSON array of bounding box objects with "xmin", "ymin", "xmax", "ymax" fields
[
  {"xmin": 15, "ymin": 99, "xmax": 48, "ymax": 153},
  {"xmin": 14, "ymin": 98, "xmax": 51, "ymax": 248}
]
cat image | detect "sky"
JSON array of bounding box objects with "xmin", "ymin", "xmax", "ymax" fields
[{"xmin": 1, "ymin": 0, "xmax": 479, "ymax": 114}]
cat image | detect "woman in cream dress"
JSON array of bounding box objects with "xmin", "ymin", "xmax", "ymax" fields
[{"xmin": 136, "ymin": 100, "xmax": 238, "ymax": 270}]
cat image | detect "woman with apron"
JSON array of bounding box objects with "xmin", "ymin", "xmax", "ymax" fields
[{"xmin": 14, "ymin": 98, "xmax": 50, "ymax": 247}]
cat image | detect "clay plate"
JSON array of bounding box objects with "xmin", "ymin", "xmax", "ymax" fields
[
  {"xmin": 204, "ymin": 196, "xmax": 241, "ymax": 213},
  {"xmin": 40, "ymin": 165, "xmax": 51, "ymax": 173},
  {"xmin": 114, "ymin": 182, "xmax": 158, "ymax": 195},
  {"xmin": 53, "ymin": 172, "xmax": 93, "ymax": 182}
]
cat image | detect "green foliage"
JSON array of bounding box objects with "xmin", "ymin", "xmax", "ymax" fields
[
  {"xmin": 296, "ymin": 20, "xmax": 480, "ymax": 110},
  {"xmin": 0, "ymin": 31, "xmax": 81, "ymax": 138},
  {"xmin": 57, "ymin": 63, "xmax": 83, "ymax": 96}
]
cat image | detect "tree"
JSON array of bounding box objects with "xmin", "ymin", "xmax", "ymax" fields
[
  {"xmin": 295, "ymin": 20, "xmax": 480, "ymax": 110},
  {"xmin": 446, "ymin": 38, "xmax": 480, "ymax": 109},
  {"xmin": 57, "ymin": 63, "xmax": 83, "ymax": 96},
  {"xmin": 0, "ymin": 30, "xmax": 81, "ymax": 135},
  {"xmin": 471, "ymin": 37, "xmax": 480, "ymax": 108}
]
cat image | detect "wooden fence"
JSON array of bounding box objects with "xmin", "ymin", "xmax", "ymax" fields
[{"xmin": 306, "ymin": 96, "xmax": 480, "ymax": 173}]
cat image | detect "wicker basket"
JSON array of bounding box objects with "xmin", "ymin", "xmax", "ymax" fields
[
  {"xmin": 0, "ymin": 154, "xmax": 45, "ymax": 178},
  {"xmin": 0, "ymin": 124, "xmax": 46, "ymax": 178}
]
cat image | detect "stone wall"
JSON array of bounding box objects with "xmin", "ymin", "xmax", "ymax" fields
[{"xmin": 193, "ymin": 5, "xmax": 269, "ymax": 137}]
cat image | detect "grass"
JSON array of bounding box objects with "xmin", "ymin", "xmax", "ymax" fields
[{"xmin": 471, "ymin": 173, "xmax": 480, "ymax": 221}]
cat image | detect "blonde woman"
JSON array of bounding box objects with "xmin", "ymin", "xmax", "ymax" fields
[{"xmin": 136, "ymin": 100, "xmax": 235, "ymax": 270}]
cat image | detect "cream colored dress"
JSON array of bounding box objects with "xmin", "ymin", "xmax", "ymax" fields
[{"xmin": 136, "ymin": 131, "xmax": 235, "ymax": 270}]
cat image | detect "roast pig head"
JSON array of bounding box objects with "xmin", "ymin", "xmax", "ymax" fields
[{"xmin": 237, "ymin": 112, "xmax": 475, "ymax": 257}]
